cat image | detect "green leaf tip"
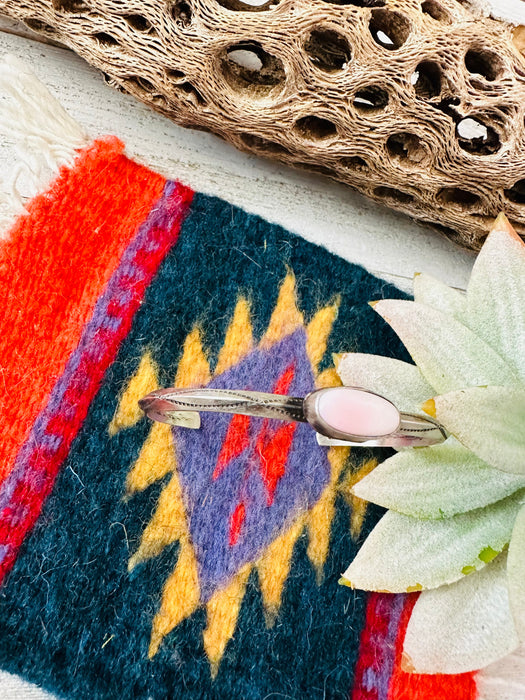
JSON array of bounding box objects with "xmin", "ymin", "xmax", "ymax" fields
[
  {"xmin": 479, "ymin": 546, "xmax": 499, "ymax": 564},
  {"xmin": 461, "ymin": 565, "xmax": 477, "ymax": 575}
]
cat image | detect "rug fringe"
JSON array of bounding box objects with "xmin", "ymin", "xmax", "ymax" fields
[{"xmin": 0, "ymin": 55, "xmax": 88, "ymax": 235}]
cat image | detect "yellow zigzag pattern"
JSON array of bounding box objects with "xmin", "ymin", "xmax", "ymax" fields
[{"xmin": 110, "ymin": 272, "xmax": 372, "ymax": 672}]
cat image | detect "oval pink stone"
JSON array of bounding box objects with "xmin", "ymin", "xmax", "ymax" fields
[{"xmin": 317, "ymin": 387, "xmax": 400, "ymax": 437}]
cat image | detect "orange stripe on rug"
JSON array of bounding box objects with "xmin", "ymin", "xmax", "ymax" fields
[
  {"xmin": 387, "ymin": 594, "xmax": 477, "ymax": 700},
  {"xmin": 0, "ymin": 136, "xmax": 166, "ymax": 485}
]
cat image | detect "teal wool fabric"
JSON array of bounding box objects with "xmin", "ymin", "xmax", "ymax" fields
[{"xmin": 0, "ymin": 191, "xmax": 409, "ymax": 699}]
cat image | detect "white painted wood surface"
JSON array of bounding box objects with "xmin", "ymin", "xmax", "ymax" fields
[{"xmin": 0, "ymin": 5, "xmax": 520, "ymax": 696}]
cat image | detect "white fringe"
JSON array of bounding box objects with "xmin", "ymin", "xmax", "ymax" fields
[{"xmin": 0, "ymin": 55, "xmax": 88, "ymax": 235}]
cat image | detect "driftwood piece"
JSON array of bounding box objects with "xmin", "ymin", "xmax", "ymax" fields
[{"xmin": 1, "ymin": 0, "xmax": 525, "ymax": 249}]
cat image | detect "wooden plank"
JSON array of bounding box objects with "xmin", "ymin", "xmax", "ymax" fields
[{"xmin": 0, "ymin": 31, "xmax": 476, "ymax": 292}]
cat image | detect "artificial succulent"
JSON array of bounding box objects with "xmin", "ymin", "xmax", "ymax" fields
[{"xmin": 339, "ymin": 214, "xmax": 525, "ymax": 674}]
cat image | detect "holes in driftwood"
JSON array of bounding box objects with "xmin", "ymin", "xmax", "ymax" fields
[
  {"xmin": 456, "ymin": 117, "xmax": 501, "ymax": 155},
  {"xmin": 320, "ymin": 0, "xmax": 386, "ymax": 5},
  {"xmin": 505, "ymin": 180, "xmax": 525, "ymax": 205},
  {"xmin": 124, "ymin": 15, "xmax": 153, "ymax": 32},
  {"xmin": 240, "ymin": 133, "xmax": 290, "ymax": 154},
  {"xmin": 294, "ymin": 116, "xmax": 338, "ymax": 141},
  {"xmin": 412, "ymin": 61, "xmax": 442, "ymax": 98},
  {"xmin": 125, "ymin": 77, "xmax": 174, "ymax": 106},
  {"xmin": 127, "ymin": 76, "xmax": 157, "ymax": 94},
  {"xmin": 178, "ymin": 82, "xmax": 206, "ymax": 105},
  {"xmin": 353, "ymin": 85, "xmax": 389, "ymax": 112},
  {"xmin": 369, "ymin": 9, "xmax": 411, "ymax": 50},
  {"xmin": 166, "ymin": 68, "xmax": 186, "ymax": 81},
  {"xmin": 437, "ymin": 187, "xmax": 481, "ymax": 209},
  {"xmin": 465, "ymin": 49, "xmax": 503, "ymax": 81},
  {"xmin": 150, "ymin": 94, "xmax": 172, "ymax": 110},
  {"xmin": 92, "ymin": 32, "xmax": 119, "ymax": 46},
  {"xmin": 215, "ymin": 0, "xmax": 276, "ymax": 11},
  {"xmin": 228, "ymin": 48, "xmax": 263, "ymax": 71},
  {"xmin": 221, "ymin": 42, "xmax": 285, "ymax": 95},
  {"xmin": 127, "ymin": 74, "xmax": 204, "ymax": 107},
  {"xmin": 340, "ymin": 156, "xmax": 369, "ymax": 171},
  {"xmin": 52, "ymin": 0, "xmax": 89, "ymax": 12},
  {"xmin": 101, "ymin": 73, "xmax": 127, "ymax": 94},
  {"xmin": 374, "ymin": 186, "xmax": 414, "ymax": 204},
  {"xmin": 169, "ymin": 0, "xmax": 192, "ymax": 26},
  {"xmin": 421, "ymin": 1, "xmax": 451, "ymax": 22},
  {"xmin": 434, "ymin": 96, "xmax": 460, "ymax": 120},
  {"xmin": 304, "ymin": 28, "xmax": 352, "ymax": 72},
  {"xmin": 387, "ymin": 132, "xmax": 428, "ymax": 166},
  {"xmin": 25, "ymin": 18, "xmax": 56, "ymax": 33}
]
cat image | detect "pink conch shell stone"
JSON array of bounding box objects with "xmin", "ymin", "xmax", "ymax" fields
[{"xmin": 317, "ymin": 387, "xmax": 400, "ymax": 437}]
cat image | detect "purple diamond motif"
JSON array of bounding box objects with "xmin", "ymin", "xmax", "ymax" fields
[{"xmin": 174, "ymin": 329, "xmax": 331, "ymax": 602}]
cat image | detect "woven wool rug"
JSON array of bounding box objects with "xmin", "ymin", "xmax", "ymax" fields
[{"xmin": 0, "ymin": 60, "xmax": 481, "ymax": 700}]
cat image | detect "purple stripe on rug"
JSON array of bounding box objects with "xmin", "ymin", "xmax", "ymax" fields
[
  {"xmin": 0, "ymin": 180, "xmax": 194, "ymax": 580},
  {"xmin": 352, "ymin": 592, "xmax": 406, "ymax": 700}
]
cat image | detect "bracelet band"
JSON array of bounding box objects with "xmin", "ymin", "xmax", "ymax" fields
[{"xmin": 139, "ymin": 386, "xmax": 447, "ymax": 448}]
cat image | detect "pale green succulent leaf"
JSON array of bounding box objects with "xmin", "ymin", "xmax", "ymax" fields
[
  {"xmin": 467, "ymin": 216, "xmax": 525, "ymax": 383},
  {"xmin": 403, "ymin": 554, "xmax": 519, "ymax": 674},
  {"xmin": 413, "ymin": 272, "xmax": 467, "ymax": 322},
  {"xmin": 335, "ymin": 353, "xmax": 433, "ymax": 415},
  {"xmin": 352, "ymin": 438, "xmax": 525, "ymax": 519},
  {"xmin": 372, "ymin": 300, "xmax": 517, "ymax": 395},
  {"xmin": 433, "ymin": 386, "xmax": 525, "ymax": 474},
  {"xmin": 341, "ymin": 492, "xmax": 523, "ymax": 593},
  {"xmin": 507, "ymin": 504, "xmax": 525, "ymax": 641}
]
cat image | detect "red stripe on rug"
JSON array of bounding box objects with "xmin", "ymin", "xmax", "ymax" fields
[
  {"xmin": 0, "ymin": 177, "xmax": 194, "ymax": 581},
  {"xmin": 352, "ymin": 593, "xmax": 405, "ymax": 700},
  {"xmin": 387, "ymin": 594, "xmax": 477, "ymax": 700},
  {"xmin": 0, "ymin": 137, "xmax": 166, "ymax": 485}
]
